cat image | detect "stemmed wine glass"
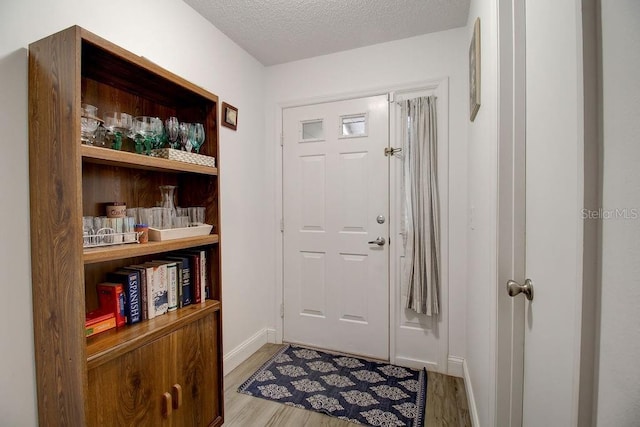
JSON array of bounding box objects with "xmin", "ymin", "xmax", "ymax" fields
[
  {"xmin": 165, "ymin": 117, "xmax": 180, "ymax": 149},
  {"xmin": 152, "ymin": 118, "xmax": 165, "ymax": 149},
  {"xmin": 189, "ymin": 123, "xmax": 206, "ymax": 153},
  {"xmin": 133, "ymin": 116, "xmax": 163, "ymax": 154},
  {"xmin": 104, "ymin": 112, "xmax": 132, "ymax": 150},
  {"xmin": 81, "ymin": 104, "xmax": 100, "ymax": 144},
  {"xmin": 179, "ymin": 122, "xmax": 191, "ymax": 152}
]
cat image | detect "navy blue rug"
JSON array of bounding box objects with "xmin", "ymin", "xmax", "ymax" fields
[{"xmin": 238, "ymin": 345, "xmax": 427, "ymax": 426}]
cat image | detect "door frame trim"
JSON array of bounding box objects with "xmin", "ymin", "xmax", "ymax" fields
[{"xmin": 274, "ymin": 78, "xmax": 450, "ymax": 371}]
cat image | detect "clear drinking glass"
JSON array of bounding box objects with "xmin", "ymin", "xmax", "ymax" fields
[
  {"xmin": 93, "ymin": 126, "xmax": 107, "ymax": 147},
  {"xmin": 151, "ymin": 207, "xmax": 173, "ymax": 230},
  {"xmin": 81, "ymin": 104, "xmax": 100, "ymax": 144},
  {"xmin": 172, "ymin": 216, "xmax": 189, "ymax": 228},
  {"xmin": 151, "ymin": 207, "xmax": 162, "ymax": 229},
  {"xmin": 125, "ymin": 208, "xmax": 139, "ymax": 224},
  {"xmin": 123, "ymin": 216, "xmax": 137, "ymax": 242},
  {"xmin": 138, "ymin": 208, "xmax": 154, "ymax": 228},
  {"xmin": 188, "ymin": 206, "xmax": 206, "ymax": 226},
  {"xmin": 83, "ymin": 216, "xmax": 94, "ymax": 246}
]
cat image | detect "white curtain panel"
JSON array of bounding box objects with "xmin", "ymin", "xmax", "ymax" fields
[{"xmin": 400, "ymin": 96, "xmax": 440, "ymax": 316}]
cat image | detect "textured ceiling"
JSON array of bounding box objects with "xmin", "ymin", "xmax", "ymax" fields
[{"xmin": 183, "ymin": 0, "xmax": 470, "ymax": 66}]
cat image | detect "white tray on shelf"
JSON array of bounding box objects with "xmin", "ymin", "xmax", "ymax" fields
[
  {"xmin": 149, "ymin": 148, "xmax": 216, "ymax": 168},
  {"xmin": 148, "ymin": 224, "xmax": 213, "ymax": 241}
]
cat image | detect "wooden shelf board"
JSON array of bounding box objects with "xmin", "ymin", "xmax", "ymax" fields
[
  {"xmin": 80, "ymin": 27, "xmax": 219, "ymax": 105},
  {"xmin": 81, "ymin": 145, "xmax": 218, "ymax": 175},
  {"xmin": 87, "ymin": 300, "xmax": 221, "ymax": 370},
  {"xmin": 84, "ymin": 234, "xmax": 219, "ymax": 264}
]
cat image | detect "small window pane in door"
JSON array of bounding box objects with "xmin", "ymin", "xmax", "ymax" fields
[
  {"xmin": 301, "ymin": 120, "xmax": 324, "ymax": 142},
  {"xmin": 340, "ymin": 114, "xmax": 367, "ymax": 138}
]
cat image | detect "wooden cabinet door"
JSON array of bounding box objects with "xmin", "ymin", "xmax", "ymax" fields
[
  {"xmin": 172, "ymin": 313, "xmax": 220, "ymax": 427},
  {"xmin": 87, "ymin": 335, "xmax": 174, "ymax": 426},
  {"xmin": 87, "ymin": 313, "xmax": 221, "ymax": 427}
]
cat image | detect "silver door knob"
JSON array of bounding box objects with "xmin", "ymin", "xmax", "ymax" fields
[
  {"xmin": 507, "ymin": 279, "xmax": 534, "ymax": 301},
  {"xmin": 368, "ymin": 237, "xmax": 386, "ymax": 246}
]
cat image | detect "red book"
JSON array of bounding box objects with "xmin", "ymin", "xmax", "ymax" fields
[
  {"xmin": 96, "ymin": 282, "xmax": 126, "ymax": 327},
  {"xmin": 85, "ymin": 309, "xmax": 116, "ymax": 337}
]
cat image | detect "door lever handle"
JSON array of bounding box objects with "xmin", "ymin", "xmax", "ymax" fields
[{"xmin": 368, "ymin": 237, "xmax": 386, "ymax": 246}]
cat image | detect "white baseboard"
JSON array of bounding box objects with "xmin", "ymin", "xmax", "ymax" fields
[
  {"xmin": 463, "ymin": 359, "xmax": 480, "ymax": 427},
  {"xmin": 223, "ymin": 328, "xmax": 269, "ymax": 376},
  {"xmin": 447, "ymin": 356, "xmax": 464, "ymax": 378},
  {"xmin": 266, "ymin": 328, "xmax": 277, "ymax": 343},
  {"xmin": 394, "ymin": 356, "xmax": 439, "ymax": 372}
]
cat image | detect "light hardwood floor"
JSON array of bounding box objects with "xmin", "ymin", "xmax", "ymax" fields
[{"xmin": 223, "ymin": 343, "xmax": 471, "ymax": 427}]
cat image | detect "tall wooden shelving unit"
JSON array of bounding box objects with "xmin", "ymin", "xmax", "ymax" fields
[{"xmin": 28, "ymin": 26, "xmax": 223, "ymax": 426}]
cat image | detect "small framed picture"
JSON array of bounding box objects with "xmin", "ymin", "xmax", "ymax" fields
[
  {"xmin": 469, "ymin": 17, "xmax": 481, "ymax": 121},
  {"xmin": 222, "ymin": 102, "xmax": 238, "ymax": 131}
]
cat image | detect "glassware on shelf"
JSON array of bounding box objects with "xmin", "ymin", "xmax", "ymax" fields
[
  {"xmin": 103, "ymin": 112, "xmax": 133, "ymax": 150},
  {"xmin": 133, "ymin": 116, "xmax": 163, "ymax": 154},
  {"xmin": 188, "ymin": 206, "xmax": 205, "ymax": 226},
  {"xmin": 93, "ymin": 126, "xmax": 108, "ymax": 147},
  {"xmin": 82, "ymin": 215, "xmax": 138, "ymax": 247},
  {"xmin": 81, "ymin": 103, "xmax": 101, "ymax": 144},
  {"xmin": 138, "ymin": 208, "xmax": 153, "ymax": 228},
  {"xmin": 179, "ymin": 122, "xmax": 191, "ymax": 152},
  {"xmin": 173, "ymin": 215, "xmax": 189, "ymax": 228},
  {"xmin": 151, "ymin": 207, "xmax": 173, "ymax": 230},
  {"xmin": 159, "ymin": 185, "xmax": 177, "ymax": 218},
  {"xmin": 190, "ymin": 123, "xmax": 206, "ymax": 153},
  {"xmin": 165, "ymin": 116, "xmax": 180, "ymax": 149}
]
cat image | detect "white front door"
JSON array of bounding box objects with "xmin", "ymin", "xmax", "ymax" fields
[{"xmin": 282, "ymin": 95, "xmax": 390, "ymax": 360}]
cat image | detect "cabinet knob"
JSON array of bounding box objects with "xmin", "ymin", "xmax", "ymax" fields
[
  {"xmin": 162, "ymin": 392, "xmax": 172, "ymax": 418},
  {"xmin": 172, "ymin": 383, "xmax": 183, "ymax": 409}
]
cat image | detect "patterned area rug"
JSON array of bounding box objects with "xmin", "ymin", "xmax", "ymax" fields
[{"xmin": 238, "ymin": 345, "xmax": 427, "ymax": 426}]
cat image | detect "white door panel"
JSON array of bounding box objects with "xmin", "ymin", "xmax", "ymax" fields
[
  {"xmin": 299, "ymin": 251, "xmax": 327, "ymax": 317},
  {"xmin": 522, "ymin": 1, "xmax": 583, "ymax": 424},
  {"xmin": 300, "ymin": 155, "xmax": 326, "ymax": 231},
  {"xmin": 283, "ymin": 95, "xmax": 389, "ymax": 359}
]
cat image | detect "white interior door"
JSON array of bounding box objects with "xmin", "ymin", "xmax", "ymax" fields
[
  {"xmin": 497, "ymin": 0, "xmax": 585, "ymax": 425},
  {"xmin": 521, "ymin": 1, "xmax": 584, "ymax": 425},
  {"xmin": 282, "ymin": 95, "xmax": 389, "ymax": 360}
]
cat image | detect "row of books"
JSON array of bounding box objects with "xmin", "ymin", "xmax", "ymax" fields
[{"xmin": 86, "ymin": 249, "xmax": 209, "ymax": 337}]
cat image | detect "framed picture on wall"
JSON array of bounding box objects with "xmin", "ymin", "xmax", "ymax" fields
[
  {"xmin": 222, "ymin": 102, "xmax": 238, "ymax": 131},
  {"xmin": 469, "ymin": 17, "xmax": 481, "ymax": 121}
]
